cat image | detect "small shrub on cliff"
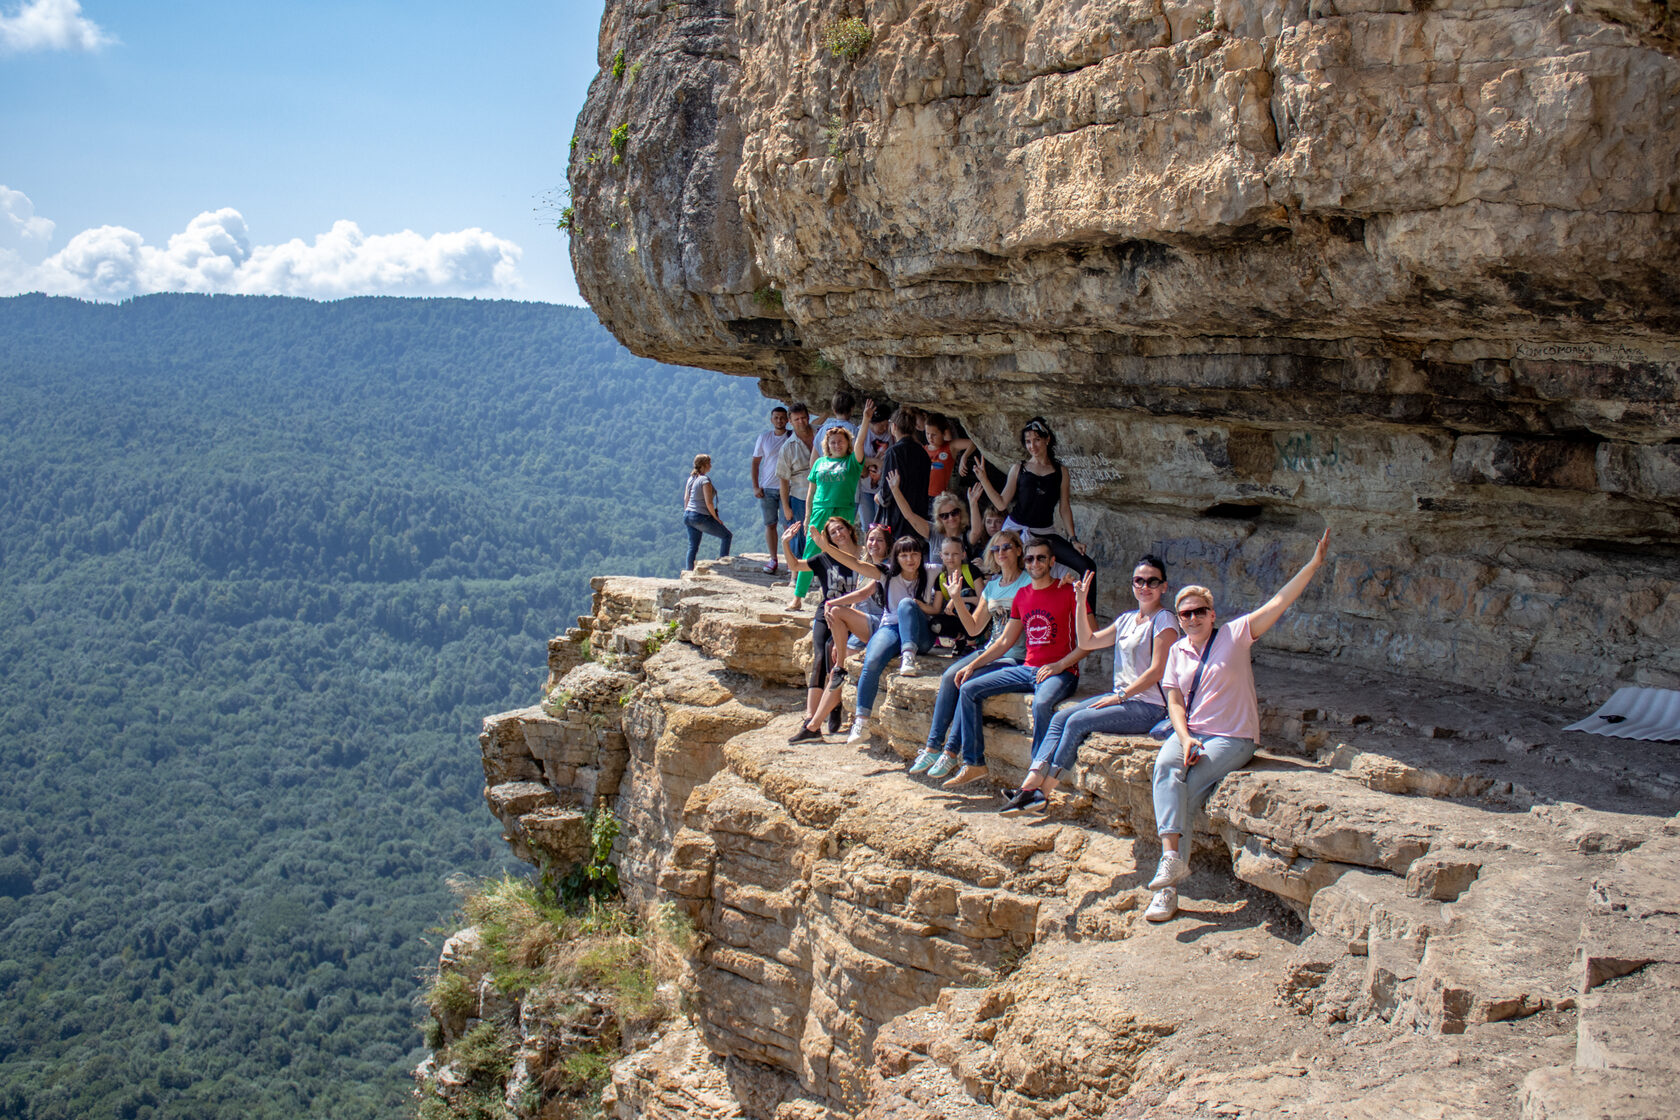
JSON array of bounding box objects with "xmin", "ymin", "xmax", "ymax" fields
[
  {"xmin": 822, "ymin": 16, "xmax": 872, "ymax": 59},
  {"xmin": 609, "ymin": 122, "xmax": 630, "ymax": 165},
  {"xmin": 611, "ymin": 48, "xmax": 626, "ymax": 80},
  {"xmin": 752, "ymin": 285, "xmax": 784, "ymax": 311}
]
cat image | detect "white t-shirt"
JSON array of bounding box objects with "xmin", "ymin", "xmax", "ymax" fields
[
  {"xmin": 775, "ymin": 435, "xmax": 814, "ymax": 501},
  {"xmin": 1112, "ymin": 608, "xmax": 1179, "ymax": 704},
  {"xmin": 883, "ymin": 562, "xmax": 942, "ymax": 613},
  {"xmin": 1162, "ymin": 613, "xmax": 1258, "ymax": 741},
  {"xmin": 752, "ymin": 430, "xmax": 791, "ymax": 488}
]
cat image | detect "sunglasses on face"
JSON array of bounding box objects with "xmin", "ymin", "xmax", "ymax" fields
[
  {"xmin": 1132, "ymin": 576, "xmax": 1165, "ymax": 588},
  {"xmin": 989, "ymin": 543, "xmax": 1018, "ymax": 553},
  {"xmin": 1177, "ymin": 606, "xmax": 1212, "ymax": 620},
  {"xmin": 1024, "ymin": 554, "xmax": 1052, "ymax": 565},
  {"xmin": 937, "ymin": 511, "xmax": 962, "ymax": 521}
]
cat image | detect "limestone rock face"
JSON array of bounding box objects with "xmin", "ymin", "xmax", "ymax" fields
[
  {"xmin": 448, "ymin": 565, "xmax": 1680, "ymax": 1119},
  {"xmin": 569, "ymin": 0, "xmax": 1680, "ymax": 704}
]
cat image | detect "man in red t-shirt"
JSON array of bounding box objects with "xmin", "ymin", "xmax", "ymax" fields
[{"xmin": 942, "ymin": 536, "xmax": 1093, "ymax": 788}]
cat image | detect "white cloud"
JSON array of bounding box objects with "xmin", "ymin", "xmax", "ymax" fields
[
  {"xmin": 0, "ymin": 185, "xmax": 55, "ymax": 246},
  {"xmin": 0, "ymin": 0, "xmax": 114, "ymax": 53},
  {"xmin": 3, "ymin": 203, "xmax": 525, "ymax": 300}
]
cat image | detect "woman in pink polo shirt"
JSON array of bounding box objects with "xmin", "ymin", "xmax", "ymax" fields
[{"xmin": 1144, "ymin": 529, "xmax": 1330, "ymax": 922}]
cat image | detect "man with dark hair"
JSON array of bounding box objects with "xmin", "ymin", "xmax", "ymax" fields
[
  {"xmin": 751, "ymin": 404, "xmax": 792, "ymax": 574},
  {"xmin": 879, "ymin": 407, "xmax": 930, "ymax": 542},
  {"xmin": 776, "ymin": 403, "xmax": 817, "ymax": 596}
]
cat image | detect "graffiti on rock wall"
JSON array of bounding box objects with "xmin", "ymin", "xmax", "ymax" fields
[
  {"xmin": 1275, "ymin": 432, "xmax": 1341, "ymax": 472},
  {"xmin": 1063, "ymin": 454, "xmax": 1126, "ymax": 495}
]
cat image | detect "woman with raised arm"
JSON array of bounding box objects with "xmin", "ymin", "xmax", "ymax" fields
[
  {"xmin": 911, "ymin": 530, "xmax": 1030, "ymax": 778},
  {"xmin": 976, "ymin": 418, "xmax": 1097, "ymax": 611},
  {"xmin": 781, "ymin": 516, "xmax": 860, "ymax": 740},
  {"xmin": 845, "ymin": 535, "xmax": 943, "ymax": 745},
  {"xmin": 1000, "ymin": 557, "xmax": 1179, "ymax": 816},
  {"xmin": 787, "ymin": 522, "xmax": 893, "ymax": 742},
  {"xmin": 967, "ymin": 483, "xmax": 1005, "ymax": 550},
  {"xmin": 681, "ymin": 453, "xmax": 731, "ymax": 572},
  {"xmin": 883, "ymin": 476, "xmax": 979, "ymax": 561},
  {"xmin": 1142, "ymin": 529, "xmax": 1332, "ymax": 923},
  {"xmin": 790, "ymin": 399, "xmax": 875, "ymax": 608}
]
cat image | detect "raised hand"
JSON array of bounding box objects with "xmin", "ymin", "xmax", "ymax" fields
[
  {"xmin": 886, "ymin": 469, "xmax": 901, "ymax": 493},
  {"xmin": 1077, "ymin": 570, "xmax": 1094, "ymax": 600}
]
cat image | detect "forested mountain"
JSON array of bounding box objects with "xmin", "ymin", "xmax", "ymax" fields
[{"xmin": 0, "ymin": 294, "xmax": 770, "ymax": 1119}]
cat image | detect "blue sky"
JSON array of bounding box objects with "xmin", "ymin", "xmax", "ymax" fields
[{"xmin": 0, "ymin": 0, "xmax": 605, "ymax": 303}]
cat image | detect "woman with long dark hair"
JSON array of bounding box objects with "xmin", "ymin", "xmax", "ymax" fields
[
  {"xmin": 976, "ymin": 417, "xmax": 1097, "ymax": 610},
  {"xmin": 787, "ymin": 522, "xmax": 893, "ymax": 742}
]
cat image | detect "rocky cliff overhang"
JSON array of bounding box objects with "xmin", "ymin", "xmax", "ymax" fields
[{"xmin": 567, "ymin": 0, "xmax": 1679, "ymax": 703}]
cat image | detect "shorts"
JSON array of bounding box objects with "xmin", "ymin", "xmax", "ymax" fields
[{"xmin": 759, "ymin": 492, "xmax": 784, "ymax": 527}]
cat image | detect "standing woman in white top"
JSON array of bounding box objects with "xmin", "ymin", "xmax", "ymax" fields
[
  {"xmin": 1000, "ymin": 555, "xmax": 1179, "ymax": 815},
  {"xmin": 681, "ymin": 454, "xmax": 732, "ymax": 572},
  {"xmin": 1143, "ymin": 529, "xmax": 1330, "ymax": 922}
]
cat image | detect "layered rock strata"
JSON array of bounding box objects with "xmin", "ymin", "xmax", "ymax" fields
[
  {"xmin": 568, "ymin": 0, "xmax": 1680, "ymax": 702},
  {"xmin": 452, "ymin": 559, "xmax": 1680, "ymax": 1119}
]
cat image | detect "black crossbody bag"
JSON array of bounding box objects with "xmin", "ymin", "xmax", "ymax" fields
[{"xmin": 1149, "ymin": 626, "xmax": 1221, "ymax": 741}]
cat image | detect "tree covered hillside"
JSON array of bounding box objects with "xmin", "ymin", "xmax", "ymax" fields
[{"xmin": 0, "ymin": 294, "xmax": 769, "ymax": 1119}]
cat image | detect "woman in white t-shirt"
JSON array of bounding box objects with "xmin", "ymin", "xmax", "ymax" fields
[
  {"xmin": 1000, "ymin": 555, "xmax": 1180, "ymax": 815},
  {"xmin": 1142, "ymin": 529, "xmax": 1331, "ymax": 922}
]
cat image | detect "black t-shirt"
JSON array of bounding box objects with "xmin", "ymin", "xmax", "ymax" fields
[
  {"xmin": 808, "ymin": 553, "xmax": 857, "ymax": 604},
  {"xmin": 881, "ymin": 437, "xmax": 931, "ymax": 541}
]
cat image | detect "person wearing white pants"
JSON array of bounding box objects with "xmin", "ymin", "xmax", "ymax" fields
[{"xmin": 1144, "ymin": 529, "xmax": 1331, "ymax": 922}]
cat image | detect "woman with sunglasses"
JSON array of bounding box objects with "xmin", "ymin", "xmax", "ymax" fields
[
  {"xmin": 1143, "ymin": 529, "xmax": 1331, "ymax": 922},
  {"xmin": 975, "ymin": 417, "xmax": 1098, "ymax": 611},
  {"xmin": 844, "ymin": 535, "xmax": 944, "ymax": 745},
  {"xmin": 911, "ymin": 530, "xmax": 1030, "ymax": 778},
  {"xmin": 882, "ymin": 476, "xmax": 980, "ymax": 561},
  {"xmin": 787, "ymin": 522, "xmax": 894, "ymax": 742},
  {"xmin": 1000, "ymin": 557, "xmax": 1179, "ymax": 815},
  {"xmin": 940, "ymin": 535, "xmax": 1094, "ymax": 788}
]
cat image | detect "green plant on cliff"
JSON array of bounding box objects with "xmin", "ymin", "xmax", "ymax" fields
[
  {"xmin": 753, "ymin": 285, "xmax": 784, "ymax": 311},
  {"xmin": 420, "ymin": 875, "xmax": 689, "ymax": 1120},
  {"xmin": 556, "ymin": 809, "xmax": 621, "ymax": 903},
  {"xmin": 610, "ymin": 48, "xmax": 626, "ymax": 80},
  {"xmin": 822, "ymin": 16, "xmax": 872, "ymax": 59},
  {"xmin": 824, "ymin": 114, "xmax": 846, "ymax": 157},
  {"xmin": 609, "ymin": 122, "xmax": 629, "ymax": 164}
]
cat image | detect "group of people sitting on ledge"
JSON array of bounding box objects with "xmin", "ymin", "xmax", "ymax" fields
[{"xmin": 692, "ymin": 403, "xmax": 1332, "ymax": 923}]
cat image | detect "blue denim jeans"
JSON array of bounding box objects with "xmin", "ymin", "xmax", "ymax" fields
[
  {"xmin": 1032, "ymin": 695, "xmax": 1166, "ymax": 777},
  {"xmin": 856, "ymin": 598, "xmax": 940, "ymax": 715},
  {"xmin": 924, "ymin": 649, "xmax": 993, "ymax": 753},
  {"xmin": 955, "ymin": 663, "xmax": 1078, "ymax": 767},
  {"xmin": 1152, "ymin": 733, "xmax": 1256, "ymax": 837},
  {"xmin": 683, "ymin": 511, "xmax": 731, "ymax": 571},
  {"xmin": 786, "ymin": 495, "xmax": 806, "ymax": 558}
]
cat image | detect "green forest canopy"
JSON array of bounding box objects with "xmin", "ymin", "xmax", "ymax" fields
[{"xmin": 0, "ymin": 293, "xmax": 777, "ymax": 1119}]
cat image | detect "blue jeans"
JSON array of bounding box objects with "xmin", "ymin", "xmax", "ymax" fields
[
  {"xmin": 924, "ymin": 650, "xmax": 988, "ymax": 753},
  {"xmin": 683, "ymin": 511, "xmax": 731, "ymax": 571},
  {"xmin": 1033, "ymin": 695, "xmax": 1166, "ymax": 777},
  {"xmin": 856, "ymin": 599, "xmax": 939, "ymax": 715},
  {"xmin": 955, "ymin": 663, "xmax": 1078, "ymax": 767},
  {"xmin": 786, "ymin": 495, "xmax": 806, "ymax": 558},
  {"xmin": 1153, "ymin": 733, "xmax": 1256, "ymax": 837}
]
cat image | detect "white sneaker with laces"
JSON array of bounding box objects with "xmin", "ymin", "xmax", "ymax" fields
[
  {"xmin": 1145, "ymin": 887, "xmax": 1178, "ymax": 922},
  {"xmin": 1148, "ymin": 852, "xmax": 1190, "ymax": 890},
  {"xmin": 846, "ymin": 714, "xmax": 871, "ymax": 744},
  {"xmin": 898, "ymin": 649, "xmax": 918, "ymax": 676}
]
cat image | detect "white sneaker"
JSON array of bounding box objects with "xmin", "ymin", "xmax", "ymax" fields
[
  {"xmin": 1148, "ymin": 853, "xmax": 1190, "ymax": 890},
  {"xmin": 898, "ymin": 648, "xmax": 918, "ymax": 676},
  {"xmin": 1145, "ymin": 887, "xmax": 1179, "ymax": 922},
  {"xmin": 846, "ymin": 714, "xmax": 871, "ymax": 744}
]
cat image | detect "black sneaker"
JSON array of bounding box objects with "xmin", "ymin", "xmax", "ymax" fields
[
  {"xmin": 827, "ymin": 707, "xmax": 842, "ymax": 734},
  {"xmin": 788, "ymin": 724, "xmax": 823, "ymax": 744},
  {"xmin": 826, "ymin": 665, "xmax": 847, "ymax": 690},
  {"xmin": 999, "ymin": 790, "xmax": 1048, "ymax": 817}
]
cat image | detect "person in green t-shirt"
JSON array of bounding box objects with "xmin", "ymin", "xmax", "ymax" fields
[{"xmin": 792, "ymin": 398, "xmax": 874, "ymax": 604}]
